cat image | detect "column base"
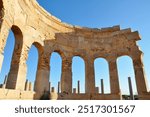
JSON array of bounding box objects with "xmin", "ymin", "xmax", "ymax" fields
[
  {"xmin": 34, "ymin": 69, "xmax": 50, "ymax": 93},
  {"xmin": 6, "ymin": 65, "xmax": 27, "ymax": 90}
]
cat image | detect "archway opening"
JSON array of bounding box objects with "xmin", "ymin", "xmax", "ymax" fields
[
  {"xmin": 49, "ymin": 52, "xmax": 62, "ymax": 93},
  {"xmin": 0, "ymin": 25, "xmax": 23, "ymax": 89},
  {"xmin": 26, "ymin": 44, "xmax": 38, "ymax": 90},
  {"xmin": 94, "ymin": 58, "xmax": 110, "ymax": 94},
  {"xmin": 0, "ymin": 31, "xmax": 14, "ymax": 85},
  {"xmin": 117, "ymin": 56, "xmax": 138, "ymax": 96},
  {"xmin": 72, "ymin": 56, "xmax": 85, "ymax": 93}
]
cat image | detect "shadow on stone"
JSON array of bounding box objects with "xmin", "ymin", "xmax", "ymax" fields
[{"xmin": 40, "ymin": 90, "xmax": 50, "ymax": 100}]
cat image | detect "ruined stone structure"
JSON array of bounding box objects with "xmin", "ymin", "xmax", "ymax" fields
[{"xmin": 0, "ymin": 0, "xmax": 150, "ymax": 100}]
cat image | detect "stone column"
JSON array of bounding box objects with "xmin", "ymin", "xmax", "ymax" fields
[
  {"xmin": 49, "ymin": 82, "xmax": 51, "ymax": 92},
  {"xmin": 57, "ymin": 82, "xmax": 60, "ymax": 93},
  {"xmin": 128, "ymin": 77, "xmax": 134, "ymax": 100},
  {"xmin": 3, "ymin": 75, "xmax": 8, "ymax": 85},
  {"xmin": 6, "ymin": 44, "xmax": 28, "ymax": 90},
  {"xmin": 77, "ymin": 80, "xmax": 80, "ymax": 94},
  {"xmin": 132, "ymin": 52, "xmax": 148, "ymax": 95},
  {"xmin": 0, "ymin": 20, "xmax": 10, "ymax": 71},
  {"xmin": 51, "ymin": 87, "xmax": 55, "ymax": 93},
  {"xmin": 85, "ymin": 58, "xmax": 95, "ymax": 94},
  {"xmin": 61, "ymin": 57, "xmax": 72, "ymax": 94},
  {"xmin": 101, "ymin": 79, "xmax": 104, "ymax": 94},
  {"xmin": 25, "ymin": 80, "xmax": 29, "ymax": 91},
  {"xmin": 108, "ymin": 58, "xmax": 120, "ymax": 94},
  {"xmin": 34, "ymin": 53, "xmax": 50, "ymax": 93},
  {"xmin": 29, "ymin": 82, "xmax": 33, "ymax": 91}
]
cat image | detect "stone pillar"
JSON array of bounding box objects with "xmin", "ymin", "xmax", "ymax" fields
[
  {"xmin": 6, "ymin": 44, "xmax": 28, "ymax": 90},
  {"xmin": 57, "ymin": 82, "xmax": 60, "ymax": 93},
  {"xmin": 61, "ymin": 57, "xmax": 72, "ymax": 94},
  {"xmin": 128, "ymin": 77, "xmax": 134, "ymax": 100},
  {"xmin": 29, "ymin": 82, "xmax": 33, "ymax": 91},
  {"xmin": 132, "ymin": 53, "xmax": 148, "ymax": 95},
  {"xmin": 0, "ymin": 20, "xmax": 10, "ymax": 71},
  {"xmin": 49, "ymin": 82, "xmax": 51, "ymax": 92},
  {"xmin": 24, "ymin": 80, "xmax": 29, "ymax": 91},
  {"xmin": 34, "ymin": 53, "xmax": 50, "ymax": 93},
  {"xmin": 101, "ymin": 79, "xmax": 104, "ymax": 94},
  {"xmin": 85, "ymin": 58, "xmax": 95, "ymax": 94},
  {"xmin": 51, "ymin": 87, "xmax": 55, "ymax": 93},
  {"xmin": 3, "ymin": 75, "xmax": 8, "ymax": 85},
  {"xmin": 108, "ymin": 58, "xmax": 120, "ymax": 94},
  {"xmin": 77, "ymin": 80, "xmax": 80, "ymax": 94}
]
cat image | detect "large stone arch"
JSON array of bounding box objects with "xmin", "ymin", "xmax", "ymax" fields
[
  {"xmin": 29, "ymin": 41, "xmax": 49, "ymax": 93},
  {"xmin": 51, "ymin": 50, "xmax": 66, "ymax": 61}
]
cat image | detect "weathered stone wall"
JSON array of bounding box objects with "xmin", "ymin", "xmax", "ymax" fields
[
  {"xmin": 0, "ymin": 0, "xmax": 150, "ymax": 100},
  {"xmin": 0, "ymin": 88, "xmax": 35, "ymax": 100}
]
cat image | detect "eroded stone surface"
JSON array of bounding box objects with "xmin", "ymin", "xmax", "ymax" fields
[{"xmin": 0, "ymin": 0, "xmax": 149, "ymax": 100}]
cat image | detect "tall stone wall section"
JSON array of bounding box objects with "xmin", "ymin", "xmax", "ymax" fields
[{"xmin": 0, "ymin": 0, "xmax": 150, "ymax": 100}]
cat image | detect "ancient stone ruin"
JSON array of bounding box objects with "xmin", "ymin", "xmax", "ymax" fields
[{"xmin": 0, "ymin": 0, "xmax": 150, "ymax": 100}]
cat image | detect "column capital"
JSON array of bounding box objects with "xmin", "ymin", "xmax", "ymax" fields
[{"xmin": 106, "ymin": 55, "xmax": 117, "ymax": 63}]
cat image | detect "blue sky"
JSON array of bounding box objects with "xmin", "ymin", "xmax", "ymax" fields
[{"xmin": 0, "ymin": 0, "xmax": 150, "ymax": 94}]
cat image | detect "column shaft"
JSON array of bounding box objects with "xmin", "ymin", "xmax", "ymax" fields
[
  {"xmin": 85, "ymin": 59, "xmax": 95, "ymax": 94},
  {"xmin": 128, "ymin": 77, "xmax": 134, "ymax": 100},
  {"xmin": 101, "ymin": 79, "xmax": 104, "ymax": 94},
  {"xmin": 34, "ymin": 53, "xmax": 50, "ymax": 93},
  {"xmin": 58, "ymin": 82, "xmax": 60, "ymax": 93},
  {"xmin": 109, "ymin": 60, "xmax": 120, "ymax": 94},
  {"xmin": 6, "ymin": 44, "xmax": 28, "ymax": 90},
  {"xmin": 133, "ymin": 56, "xmax": 148, "ymax": 94},
  {"xmin": 77, "ymin": 80, "xmax": 80, "ymax": 94},
  {"xmin": 61, "ymin": 58, "xmax": 72, "ymax": 94}
]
